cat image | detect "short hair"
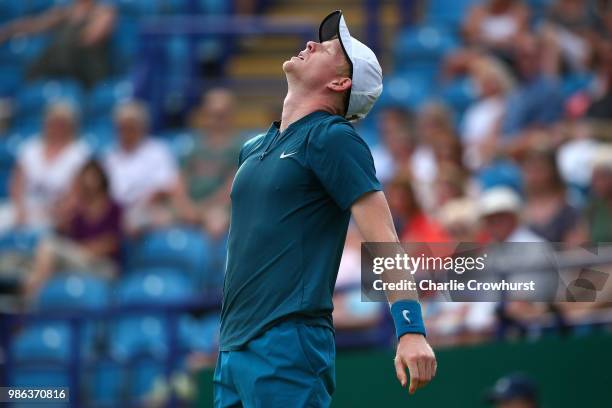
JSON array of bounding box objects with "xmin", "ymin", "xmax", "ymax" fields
[
  {"xmin": 113, "ymin": 100, "xmax": 150, "ymax": 129},
  {"xmin": 470, "ymin": 55, "xmax": 516, "ymax": 94},
  {"xmin": 45, "ymin": 100, "xmax": 79, "ymax": 126},
  {"xmin": 336, "ymin": 56, "xmax": 352, "ymax": 116}
]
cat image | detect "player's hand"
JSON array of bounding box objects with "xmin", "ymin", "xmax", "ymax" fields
[{"xmin": 394, "ymin": 333, "xmax": 436, "ymax": 394}]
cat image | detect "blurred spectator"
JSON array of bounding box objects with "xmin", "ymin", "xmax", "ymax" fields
[
  {"xmin": 412, "ymin": 101, "xmax": 459, "ymax": 210},
  {"xmin": 434, "ymin": 163, "xmax": 469, "ymax": 210},
  {"xmin": 426, "ymin": 199, "xmax": 494, "ymax": 347},
  {"xmin": 386, "ymin": 172, "xmax": 449, "ymax": 242},
  {"xmin": 520, "ymin": 147, "xmax": 585, "ymax": 243},
  {"xmin": 0, "ymin": 99, "xmax": 11, "ymax": 135},
  {"xmin": 333, "ymin": 224, "xmax": 384, "ymax": 330},
  {"xmin": 586, "ymin": 40, "xmax": 612, "ymax": 119},
  {"xmin": 183, "ymin": 88, "xmax": 243, "ymax": 237},
  {"xmin": 479, "ymin": 187, "xmax": 545, "ymax": 243},
  {"xmin": 437, "ymin": 198, "xmax": 482, "ymax": 243},
  {"xmin": 501, "ymin": 34, "xmax": 563, "ymax": 140},
  {"xmin": 24, "ymin": 160, "xmax": 121, "ymax": 298},
  {"xmin": 0, "ymin": 0, "xmax": 116, "ymax": 87},
  {"xmin": 556, "ymin": 120, "xmax": 599, "ymax": 198},
  {"xmin": 104, "ymin": 101, "xmax": 192, "ymax": 234},
  {"xmin": 2, "ymin": 102, "xmax": 90, "ymax": 230},
  {"xmin": 584, "ymin": 144, "xmax": 612, "ymax": 242},
  {"xmin": 461, "ymin": 55, "xmax": 515, "ymax": 169},
  {"xmin": 485, "ymin": 373, "xmax": 539, "ymax": 408},
  {"xmin": 540, "ymin": 0, "xmax": 595, "ymax": 73},
  {"xmin": 463, "ymin": 0, "xmax": 529, "ymax": 60},
  {"xmin": 371, "ymin": 106, "xmax": 415, "ymax": 183}
]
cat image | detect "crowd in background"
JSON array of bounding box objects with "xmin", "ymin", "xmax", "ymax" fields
[{"xmin": 0, "ymin": 0, "xmax": 610, "ymax": 402}]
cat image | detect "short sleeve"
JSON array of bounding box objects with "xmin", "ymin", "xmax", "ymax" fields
[
  {"xmin": 307, "ymin": 122, "xmax": 382, "ymax": 210},
  {"xmin": 238, "ymin": 133, "xmax": 265, "ymax": 165}
]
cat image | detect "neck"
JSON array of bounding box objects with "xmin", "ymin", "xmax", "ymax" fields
[{"xmin": 280, "ymin": 89, "xmax": 337, "ymax": 133}]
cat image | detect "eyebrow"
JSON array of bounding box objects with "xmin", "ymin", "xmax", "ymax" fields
[{"xmin": 321, "ymin": 40, "xmax": 337, "ymax": 55}]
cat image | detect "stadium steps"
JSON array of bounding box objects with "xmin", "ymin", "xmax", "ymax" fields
[{"xmin": 226, "ymin": 0, "xmax": 401, "ymax": 129}]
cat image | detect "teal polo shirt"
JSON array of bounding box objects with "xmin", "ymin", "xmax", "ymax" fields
[{"xmin": 219, "ymin": 110, "xmax": 382, "ymax": 351}]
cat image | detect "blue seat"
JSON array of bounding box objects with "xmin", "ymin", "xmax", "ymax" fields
[
  {"xmin": 424, "ymin": 0, "xmax": 482, "ymax": 29},
  {"xmin": 11, "ymin": 366, "xmax": 70, "ymax": 389},
  {"xmin": 562, "ymin": 73, "xmax": 594, "ymax": 98},
  {"xmin": 0, "ymin": 64, "xmax": 23, "ymax": 96},
  {"xmin": 158, "ymin": 130, "xmax": 196, "ymax": 160},
  {"xmin": 394, "ymin": 25, "xmax": 458, "ymax": 71},
  {"xmin": 110, "ymin": 269, "xmax": 195, "ymax": 359},
  {"xmin": 179, "ymin": 313, "xmax": 220, "ymax": 354},
  {"xmin": 0, "ymin": 229, "xmax": 41, "ymax": 252},
  {"xmin": 82, "ymin": 123, "xmax": 116, "ymax": 154},
  {"xmin": 87, "ymin": 79, "xmax": 134, "ymax": 119},
  {"xmin": 12, "ymin": 274, "xmax": 111, "ymax": 364},
  {"xmin": 0, "ymin": 35, "xmax": 49, "ymax": 65},
  {"xmin": 11, "ymin": 323, "xmax": 71, "ymax": 363},
  {"xmin": 35, "ymin": 273, "xmax": 111, "ymax": 312},
  {"xmin": 437, "ymin": 77, "xmax": 477, "ymax": 118},
  {"xmin": 111, "ymin": 17, "xmax": 140, "ymax": 74},
  {"xmin": 477, "ymin": 159, "xmax": 524, "ymax": 195},
  {"xmin": 378, "ymin": 72, "xmax": 432, "ymax": 110},
  {"xmin": 128, "ymin": 227, "xmax": 212, "ymax": 289},
  {"xmin": 15, "ymin": 80, "xmax": 84, "ymax": 122}
]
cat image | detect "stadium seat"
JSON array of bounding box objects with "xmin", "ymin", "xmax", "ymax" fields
[
  {"xmin": 111, "ymin": 17, "xmax": 140, "ymax": 74},
  {"xmin": 15, "ymin": 80, "xmax": 84, "ymax": 123},
  {"xmin": 179, "ymin": 313, "xmax": 220, "ymax": 354},
  {"xmin": 87, "ymin": 79, "xmax": 134, "ymax": 119},
  {"xmin": 11, "ymin": 273, "xmax": 111, "ymax": 364},
  {"xmin": 394, "ymin": 25, "xmax": 459, "ymax": 72},
  {"xmin": 82, "ymin": 122, "xmax": 116, "ymax": 154},
  {"xmin": 0, "ymin": 35, "xmax": 48, "ymax": 66},
  {"xmin": 89, "ymin": 358, "xmax": 167, "ymax": 406},
  {"xmin": 378, "ymin": 73, "xmax": 431, "ymax": 110},
  {"xmin": 115, "ymin": 267, "xmax": 195, "ymax": 305},
  {"xmin": 127, "ymin": 227, "xmax": 213, "ymax": 290},
  {"xmin": 159, "ymin": 129, "xmax": 196, "ymax": 160},
  {"xmin": 35, "ymin": 273, "xmax": 111, "ymax": 312},
  {"xmin": 477, "ymin": 159, "xmax": 524, "ymax": 195},
  {"xmin": 110, "ymin": 268, "xmax": 196, "ymax": 359},
  {"xmin": 11, "ymin": 323, "xmax": 71, "ymax": 363},
  {"xmin": 562, "ymin": 73, "xmax": 594, "ymax": 98},
  {"xmin": 437, "ymin": 76, "xmax": 477, "ymax": 118},
  {"xmin": 0, "ymin": 229, "xmax": 41, "ymax": 252},
  {"xmin": 0, "ymin": 64, "xmax": 23, "ymax": 96},
  {"xmin": 424, "ymin": 0, "xmax": 482, "ymax": 29}
]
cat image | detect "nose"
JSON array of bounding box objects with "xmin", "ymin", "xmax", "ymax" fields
[{"xmin": 306, "ymin": 41, "xmax": 317, "ymax": 52}]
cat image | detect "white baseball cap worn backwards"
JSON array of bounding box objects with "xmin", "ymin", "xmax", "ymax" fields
[{"xmin": 319, "ymin": 10, "xmax": 383, "ymax": 121}]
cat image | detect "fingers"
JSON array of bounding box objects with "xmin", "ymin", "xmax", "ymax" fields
[
  {"xmin": 431, "ymin": 357, "xmax": 438, "ymax": 379},
  {"xmin": 394, "ymin": 356, "xmax": 408, "ymax": 387},
  {"xmin": 407, "ymin": 358, "xmax": 421, "ymax": 394}
]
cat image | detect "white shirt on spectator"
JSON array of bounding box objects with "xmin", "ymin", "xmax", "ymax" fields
[
  {"xmin": 17, "ymin": 138, "xmax": 90, "ymax": 226},
  {"xmin": 461, "ymin": 97, "xmax": 505, "ymax": 169},
  {"xmin": 104, "ymin": 138, "xmax": 178, "ymax": 207}
]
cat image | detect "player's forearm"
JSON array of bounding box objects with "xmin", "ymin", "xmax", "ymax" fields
[{"xmin": 351, "ymin": 191, "xmax": 419, "ymax": 302}]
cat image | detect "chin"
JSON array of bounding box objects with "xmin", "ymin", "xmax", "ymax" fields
[{"xmin": 282, "ymin": 59, "xmax": 294, "ymax": 73}]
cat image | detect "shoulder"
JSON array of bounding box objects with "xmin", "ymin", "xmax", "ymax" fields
[
  {"xmin": 69, "ymin": 139, "xmax": 91, "ymax": 157},
  {"xmin": 308, "ymin": 115, "xmax": 368, "ymax": 150},
  {"xmin": 239, "ymin": 133, "xmax": 266, "ymax": 160}
]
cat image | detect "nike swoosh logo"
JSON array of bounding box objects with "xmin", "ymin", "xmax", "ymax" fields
[
  {"xmin": 402, "ymin": 310, "xmax": 411, "ymax": 324},
  {"xmin": 280, "ymin": 151, "xmax": 297, "ymax": 159}
]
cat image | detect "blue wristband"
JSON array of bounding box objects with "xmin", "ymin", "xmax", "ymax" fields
[{"xmin": 391, "ymin": 300, "xmax": 426, "ymax": 338}]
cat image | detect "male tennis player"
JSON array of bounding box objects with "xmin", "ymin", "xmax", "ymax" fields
[{"xmin": 214, "ymin": 10, "xmax": 436, "ymax": 407}]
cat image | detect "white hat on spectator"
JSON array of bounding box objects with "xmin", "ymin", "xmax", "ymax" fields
[{"xmin": 479, "ymin": 187, "xmax": 522, "ymax": 217}]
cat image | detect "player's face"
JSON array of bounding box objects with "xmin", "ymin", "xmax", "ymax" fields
[{"xmin": 283, "ymin": 39, "xmax": 349, "ymax": 89}]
